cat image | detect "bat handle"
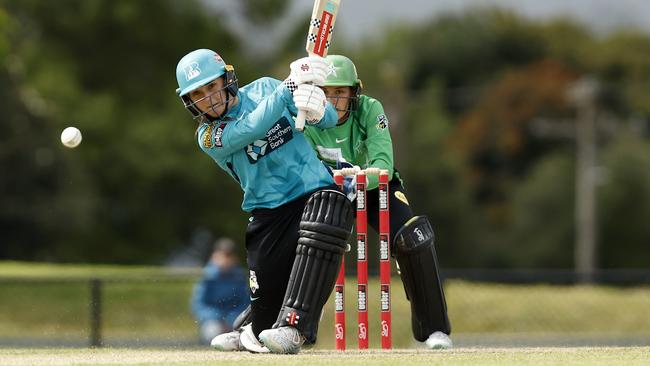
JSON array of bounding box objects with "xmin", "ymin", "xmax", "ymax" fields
[{"xmin": 295, "ymin": 109, "xmax": 307, "ymax": 131}]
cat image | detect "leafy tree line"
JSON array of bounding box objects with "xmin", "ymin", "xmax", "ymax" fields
[{"xmin": 0, "ymin": 1, "xmax": 648, "ymax": 268}]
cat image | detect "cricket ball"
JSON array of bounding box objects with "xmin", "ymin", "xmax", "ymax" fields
[{"xmin": 61, "ymin": 126, "xmax": 82, "ymax": 148}]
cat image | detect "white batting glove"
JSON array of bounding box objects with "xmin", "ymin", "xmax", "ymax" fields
[
  {"xmin": 293, "ymin": 84, "xmax": 327, "ymax": 124},
  {"xmin": 283, "ymin": 56, "xmax": 330, "ymax": 93}
]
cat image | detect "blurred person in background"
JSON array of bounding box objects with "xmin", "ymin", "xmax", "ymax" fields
[
  {"xmin": 191, "ymin": 238, "xmax": 249, "ymax": 345},
  {"xmin": 304, "ymin": 55, "xmax": 452, "ymax": 349}
]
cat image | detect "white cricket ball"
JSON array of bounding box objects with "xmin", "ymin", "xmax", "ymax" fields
[{"xmin": 61, "ymin": 126, "xmax": 82, "ymax": 148}]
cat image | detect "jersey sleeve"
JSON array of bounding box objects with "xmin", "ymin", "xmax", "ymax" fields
[
  {"xmin": 362, "ymin": 99, "xmax": 394, "ymax": 190},
  {"xmin": 199, "ymin": 82, "xmax": 294, "ymax": 157}
]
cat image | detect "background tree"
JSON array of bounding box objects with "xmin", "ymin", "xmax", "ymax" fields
[{"xmin": 0, "ymin": 2, "xmax": 647, "ymax": 268}]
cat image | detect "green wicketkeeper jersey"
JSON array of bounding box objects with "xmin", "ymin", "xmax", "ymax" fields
[{"xmin": 304, "ymin": 94, "xmax": 394, "ymax": 190}]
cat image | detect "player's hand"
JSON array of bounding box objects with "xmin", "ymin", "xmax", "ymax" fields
[
  {"xmin": 335, "ymin": 158, "xmax": 359, "ymax": 201},
  {"xmin": 335, "ymin": 158, "xmax": 360, "ymax": 176},
  {"xmin": 288, "ymin": 56, "xmax": 330, "ymax": 86},
  {"xmin": 293, "ymin": 84, "xmax": 327, "ymax": 124}
]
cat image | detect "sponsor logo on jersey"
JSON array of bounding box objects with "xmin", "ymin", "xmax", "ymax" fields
[
  {"xmin": 201, "ymin": 124, "xmax": 213, "ymax": 148},
  {"xmin": 335, "ymin": 137, "xmax": 348, "ymax": 143},
  {"xmin": 213, "ymin": 123, "xmax": 226, "ymax": 147},
  {"xmin": 376, "ymin": 113, "xmax": 389, "ymax": 130},
  {"xmin": 245, "ymin": 117, "xmax": 293, "ymax": 163},
  {"xmin": 316, "ymin": 146, "xmax": 342, "ymax": 162}
]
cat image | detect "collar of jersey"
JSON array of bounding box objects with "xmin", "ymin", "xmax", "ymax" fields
[{"xmin": 335, "ymin": 112, "xmax": 357, "ymax": 129}]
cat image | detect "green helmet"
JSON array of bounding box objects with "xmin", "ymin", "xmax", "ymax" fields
[
  {"xmin": 324, "ymin": 55, "xmax": 362, "ymax": 87},
  {"xmin": 323, "ymin": 55, "xmax": 362, "ymax": 120}
]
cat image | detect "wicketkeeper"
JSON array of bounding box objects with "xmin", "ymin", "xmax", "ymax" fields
[{"xmin": 304, "ymin": 55, "xmax": 453, "ymax": 349}]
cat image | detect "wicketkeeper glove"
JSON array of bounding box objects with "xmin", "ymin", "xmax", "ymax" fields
[
  {"xmin": 336, "ymin": 159, "xmax": 360, "ymax": 201},
  {"xmin": 342, "ymin": 175, "xmax": 357, "ymax": 202}
]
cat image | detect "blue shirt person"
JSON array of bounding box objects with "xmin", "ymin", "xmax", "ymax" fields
[{"xmin": 190, "ymin": 238, "xmax": 249, "ymax": 345}]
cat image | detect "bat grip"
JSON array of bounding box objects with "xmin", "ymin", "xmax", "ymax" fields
[{"xmin": 295, "ymin": 109, "xmax": 307, "ymax": 131}]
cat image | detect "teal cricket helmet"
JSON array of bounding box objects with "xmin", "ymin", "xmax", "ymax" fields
[
  {"xmin": 176, "ymin": 49, "xmax": 228, "ymax": 96},
  {"xmin": 175, "ymin": 49, "xmax": 238, "ymax": 122}
]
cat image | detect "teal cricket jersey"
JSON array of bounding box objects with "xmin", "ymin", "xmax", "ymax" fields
[{"xmin": 197, "ymin": 77, "xmax": 338, "ymax": 212}]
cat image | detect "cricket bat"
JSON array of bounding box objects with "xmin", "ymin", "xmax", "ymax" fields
[{"xmin": 295, "ymin": 0, "xmax": 341, "ymax": 131}]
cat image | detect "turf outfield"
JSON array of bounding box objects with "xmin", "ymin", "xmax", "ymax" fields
[{"xmin": 0, "ymin": 347, "xmax": 648, "ymax": 366}]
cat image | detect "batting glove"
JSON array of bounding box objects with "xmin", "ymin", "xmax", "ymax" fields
[
  {"xmin": 293, "ymin": 84, "xmax": 327, "ymax": 124},
  {"xmin": 283, "ymin": 56, "xmax": 330, "ymax": 93}
]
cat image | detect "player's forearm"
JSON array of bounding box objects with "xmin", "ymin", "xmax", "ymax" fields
[
  {"xmin": 211, "ymin": 84, "xmax": 294, "ymax": 155},
  {"xmin": 365, "ymin": 136, "xmax": 395, "ymax": 190}
]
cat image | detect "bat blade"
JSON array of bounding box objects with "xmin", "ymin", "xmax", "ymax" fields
[
  {"xmin": 305, "ymin": 0, "xmax": 341, "ymax": 57},
  {"xmin": 296, "ymin": 0, "xmax": 341, "ymax": 132}
]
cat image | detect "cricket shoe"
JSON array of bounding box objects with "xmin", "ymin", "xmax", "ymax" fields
[
  {"xmin": 425, "ymin": 331, "xmax": 453, "ymax": 349},
  {"xmin": 239, "ymin": 324, "xmax": 270, "ymax": 353},
  {"xmin": 210, "ymin": 329, "xmax": 243, "ymax": 351},
  {"xmin": 258, "ymin": 326, "xmax": 305, "ymax": 354}
]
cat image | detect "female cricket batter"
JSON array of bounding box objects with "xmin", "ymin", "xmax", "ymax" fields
[{"xmin": 175, "ymin": 49, "xmax": 354, "ymax": 354}]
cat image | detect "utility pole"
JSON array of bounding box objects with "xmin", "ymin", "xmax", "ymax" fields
[{"xmin": 568, "ymin": 77, "xmax": 599, "ymax": 283}]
